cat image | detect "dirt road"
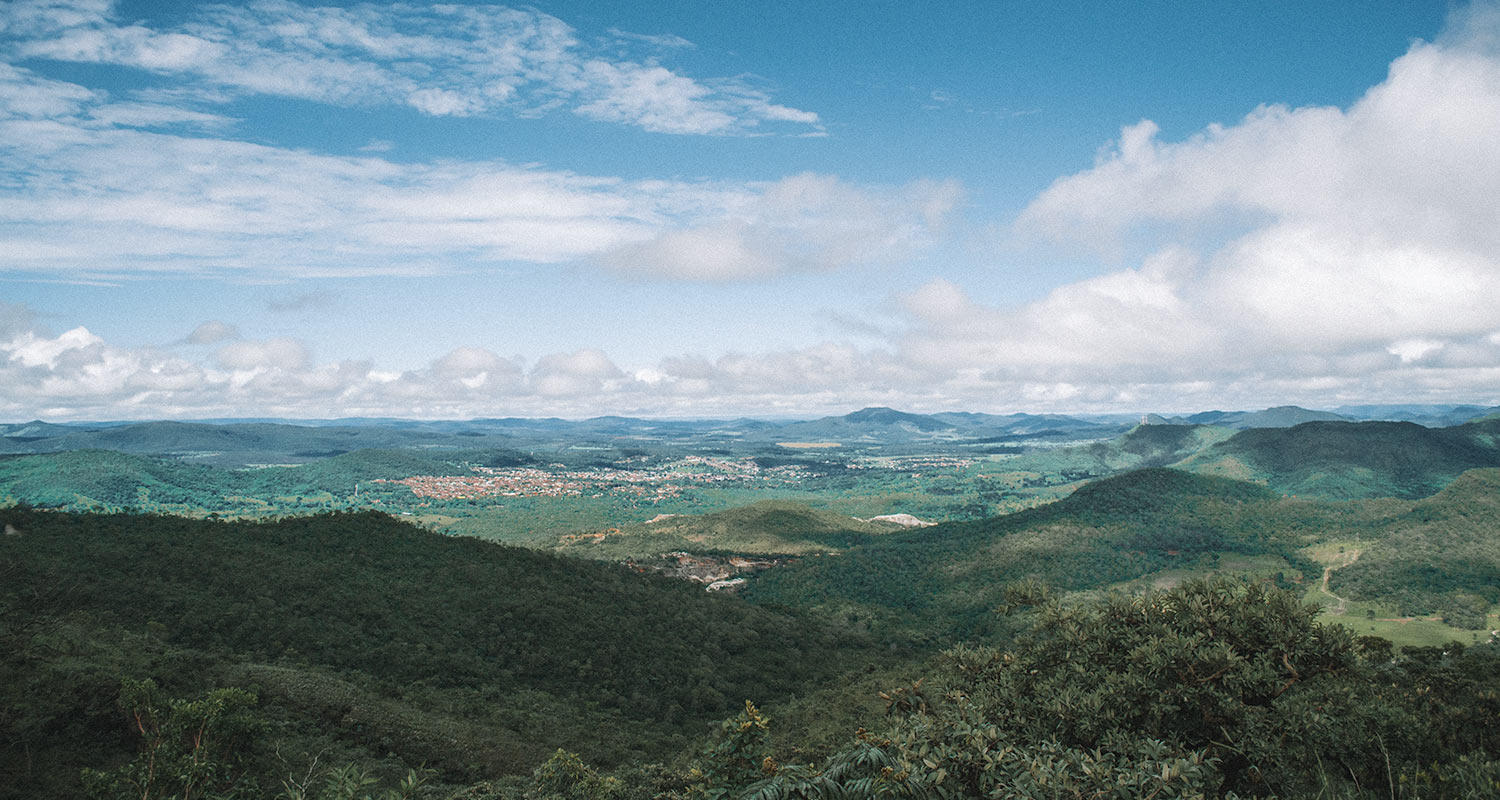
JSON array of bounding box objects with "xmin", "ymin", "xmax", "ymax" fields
[{"xmin": 1320, "ymin": 549, "xmax": 1362, "ymax": 615}]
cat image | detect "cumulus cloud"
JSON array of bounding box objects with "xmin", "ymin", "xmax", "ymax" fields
[
  {"xmin": 0, "ymin": 308, "xmax": 654, "ymax": 418},
  {"xmin": 8, "ymin": 325, "xmax": 104, "ymax": 368},
  {"xmin": 0, "ymin": 0, "xmax": 820, "ymax": 136},
  {"xmin": 531, "ymin": 349, "xmax": 624, "ymax": 396},
  {"xmin": 216, "ymin": 337, "xmax": 309, "ymax": 371},
  {"xmin": 4, "ymin": 296, "xmax": 1498, "ymax": 421},
  {"xmin": 905, "ymin": 8, "xmax": 1500, "ymax": 404},
  {"xmin": 432, "ymin": 347, "xmax": 523, "ymax": 391}
]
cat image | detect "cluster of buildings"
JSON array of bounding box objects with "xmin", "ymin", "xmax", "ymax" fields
[
  {"xmin": 857, "ymin": 455, "xmax": 978, "ymax": 473},
  {"xmin": 377, "ymin": 457, "xmax": 809, "ymax": 502}
]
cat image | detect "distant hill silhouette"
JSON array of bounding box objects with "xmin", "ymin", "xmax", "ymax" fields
[{"xmin": 1143, "ymin": 405, "xmax": 1350, "ymax": 429}]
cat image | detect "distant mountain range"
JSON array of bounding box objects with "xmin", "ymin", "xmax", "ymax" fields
[
  {"xmin": 14, "ymin": 403, "xmax": 1495, "ymax": 467},
  {"xmin": 0, "ymin": 407, "xmax": 1124, "ymax": 466},
  {"xmin": 1143, "ymin": 403, "xmax": 1500, "ymax": 428}
]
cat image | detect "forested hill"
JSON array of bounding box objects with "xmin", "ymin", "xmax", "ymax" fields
[
  {"xmin": 1182, "ymin": 418, "xmax": 1500, "ymax": 498},
  {"xmin": 743, "ymin": 468, "xmax": 1327, "ymax": 642},
  {"xmin": 1330, "ymin": 468, "xmax": 1500, "ymax": 627},
  {"xmin": 0, "ymin": 447, "xmax": 497, "ymax": 509},
  {"xmin": 0, "ymin": 508, "xmax": 878, "ymax": 797}
]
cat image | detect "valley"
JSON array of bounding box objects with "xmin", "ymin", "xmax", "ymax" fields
[{"xmin": 5, "ymin": 404, "xmax": 1500, "ymax": 798}]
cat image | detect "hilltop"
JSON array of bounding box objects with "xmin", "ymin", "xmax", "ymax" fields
[
  {"xmin": 1145, "ymin": 405, "xmax": 1351, "ymax": 428},
  {"xmin": 1182, "ymin": 418, "xmax": 1500, "ymax": 498}
]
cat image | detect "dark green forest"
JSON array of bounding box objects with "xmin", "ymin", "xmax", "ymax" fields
[
  {"xmin": 743, "ymin": 469, "xmax": 1328, "ymax": 643},
  {"xmin": 0, "ymin": 508, "xmax": 881, "ymax": 798},
  {"xmin": 719, "ymin": 580, "xmax": 1500, "ymax": 799},
  {"xmin": 1186, "ymin": 418, "xmax": 1500, "ymax": 499}
]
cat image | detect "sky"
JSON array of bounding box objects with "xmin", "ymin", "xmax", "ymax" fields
[{"xmin": 2, "ymin": 0, "xmax": 1497, "ymax": 421}]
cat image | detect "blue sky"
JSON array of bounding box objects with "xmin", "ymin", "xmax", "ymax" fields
[{"xmin": 2, "ymin": 0, "xmax": 1496, "ymax": 420}]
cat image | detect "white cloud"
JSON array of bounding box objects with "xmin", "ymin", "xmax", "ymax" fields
[
  {"xmin": 603, "ymin": 174, "xmax": 961, "ymax": 280},
  {"xmin": 86, "ymin": 101, "xmax": 235, "ymax": 130},
  {"xmin": 6, "ymin": 7, "xmax": 1500, "ymax": 418},
  {"xmin": 8, "ymin": 325, "xmax": 103, "ymax": 368},
  {"xmin": 0, "ymin": 61, "xmax": 97, "ymax": 117},
  {"xmin": 184, "ymin": 320, "xmax": 239, "ymax": 345},
  {"xmin": 3, "ymin": 296, "xmax": 1499, "ymax": 421},
  {"xmin": 1, "ymin": 0, "xmax": 820, "ymax": 136},
  {"xmin": 216, "ymin": 337, "xmax": 309, "ymax": 371},
  {"xmin": 531, "ymin": 349, "xmax": 624, "ymax": 396},
  {"xmin": 608, "ymin": 28, "xmax": 696, "ymax": 50},
  {"xmin": 0, "ymin": 73, "xmax": 934, "ymax": 280},
  {"xmin": 924, "ymin": 9, "xmax": 1500, "ymax": 401},
  {"xmin": 0, "ymin": 310, "xmax": 634, "ymax": 418}
]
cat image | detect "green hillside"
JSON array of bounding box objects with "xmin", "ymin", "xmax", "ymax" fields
[
  {"xmin": 746, "ymin": 464, "xmax": 1500, "ymax": 647},
  {"xmin": 1329, "ymin": 468, "xmax": 1500, "ymax": 628},
  {"xmin": 557, "ymin": 499, "xmax": 908, "ymax": 559},
  {"xmin": 249, "ymin": 447, "xmax": 475, "ymax": 491},
  {"xmin": 0, "ymin": 448, "xmax": 509, "ymax": 513},
  {"xmin": 0, "ymin": 420, "xmax": 521, "ymax": 467},
  {"xmin": 0, "ymin": 508, "xmax": 877, "ymax": 798},
  {"xmin": 1182, "ymin": 419, "xmax": 1500, "ymax": 498},
  {"xmin": 743, "ymin": 468, "xmax": 1329, "ymax": 642},
  {"xmin": 0, "ymin": 449, "xmax": 240, "ymax": 508},
  {"xmin": 988, "ymin": 423, "xmax": 1235, "ymax": 491}
]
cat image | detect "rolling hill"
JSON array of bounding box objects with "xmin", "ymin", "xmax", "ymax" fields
[
  {"xmin": 988, "ymin": 422, "xmax": 1236, "ymax": 491},
  {"xmin": 1181, "ymin": 418, "xmax": 1500, "ymax": 498},
  {"xmin": 1187, "ymin": 405, "xmax": 1350, "ymax": 428},
  {"xmin": 742, "ymin": 468, "xmax": 1333, "ymax": 642},
  {"xmin": 0, "ymin": 448, "xmax": 494, "ymax": 511},
  {"xmin": 1328, "ymin": 468, "xmax": 1500, "ymax": 627},
  {"xmin": 745, "ymin": 463, "xmax": 1500, "ymax": 646},
  {"xmin": 0, "ymin": 508, "xmax": 879, "ymax": 797},
  {"xmin": 0, "ymin": 449, "xmax": 238, "ymax": 508}
]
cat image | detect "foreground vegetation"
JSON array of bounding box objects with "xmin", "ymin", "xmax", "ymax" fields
[
  {"xmin": 686, "ymin": 580, "xmax": 1500, "ymax": 799},
  {"xmin": 0, "ymin": 509, "xmax": 882, "ymax": 798},
  {"xmin": 7, "ymin": 523, "xmax": 1497, "ymax": 799}
]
